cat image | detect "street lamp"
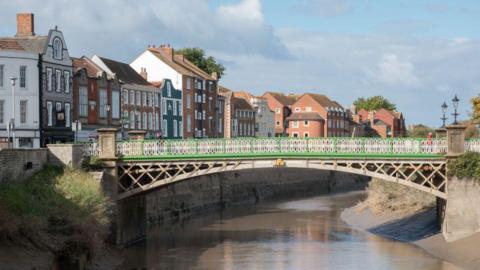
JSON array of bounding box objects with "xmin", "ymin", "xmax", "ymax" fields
[
  {"xmin": 9, "ymin": 77, "xmax": 17, "ymax": 148},
  {"xmin": 441, "ymin": 102, "xmax": 448, "ymax": 127},
  {"xmin": 452, "ymin": 95, "xmax": 460, "ymax": 125}
]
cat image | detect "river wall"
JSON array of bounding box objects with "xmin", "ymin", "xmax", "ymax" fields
[{"xmin": 117, "ymin": 168, "xmax": 370, "ymax": 245}]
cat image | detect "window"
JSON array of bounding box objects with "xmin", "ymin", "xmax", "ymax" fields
[
  {"xmin": 136, "ymin": 91, "xmax": 141, "ymax": 106},
  {"xmin": 292, "ymin": 121, "xmax": 299, "ymax": 128},
  {"xmin": 135, "ymin": 111, "xmax": 141, "ymax": 129},
  {"xmin": 173, "ymin": 119, "xmax": 178, "ymax": 137},
  {"xmin": 65, "ymin": 103, "xmax": 71, "ymax": 127},
  {"xmin": 64, "ymin": 71, "xmax": 70, "ymax": 93},
  {"xmin": 142, "ymin": 92, "xmax": 147, "ymax": 106},
  {"xmin": 178, "ymin": 101, "xmax": 182, "ymax": 116},
  {"xmin": 0, "ymin": 100, "xmax": 4, "ymax": 123},
  {"xmin": 295, "ymin": 107, "xmax": 301, "ymax": 112},
  {"xmin": 130, "ymin": 111, "xmax": 135, "ymax": 129},
  {"xmin": 148, "ymin": 112, "xmax": 153, "ymax": 130},
  {"xmin": 163, "ymin": 119, "xmax": 168, "ymax": 136},
  {"xmin": 275, "ymin": 108, "xmax": 281, "ymax": 114},
  {"xmin": 304, "ymin": 132, "xmax": 309, "ymax": 138},
  {"xmin": 130, "ymin": 90, "xmax": 135, "ymax": 105},
  {"xmin": 112, "ymin": 90, "xmax": 120, "ymax": 119},
  {"xmin": 292, "ymin": 132, "xmax": 299, "ymax": 138},
  {"xmin": 304, "ymin": 120, "xmax": 309, "ymax": 127},
  {"xmin": 79, "ymin": 86, "xmax": 88, "ymax": 117},
  {"xmin": 20, "ymin": 100, "xmax": 27, "ymax": 124},
  {"xmin": 55, "ymin": 70, "xmax": 61, "ymax": 92},
  {"xmin": 186, "ymin": 94, "xmax": 191, "ymax": 109},
  {"xmin": 202, "ymin": 94, "xmax": 206, "ymax": 103},
  {"xmin": 276, "ymin": 121, "xmax": 280, "ymax": 126},
  {"xmin": 0, "ymin": 65, "xmax": 3, "ymax": 88},
  {"xmin": 46, "ymin": 68, "xmax": 52, "ymax": 91},
  {"xmin": 306, "ymin": 107, "xmax": 312, "ymax": 112},
  {"xmin": 155, "ymin": 112, "xmax": 159, "ymax": 131},
  {"xmin": 167, "ymin": 82, "xmax": 171, "ymax": 97},
  {"xmin": 99, "ymin": 88, "xmax": 107, "ymax": 118},
  {"xmin": 186, "ymin": 78, "xmax": 191, "ymax": 90},
  {"xmin": 162, "ymin": 100, "xmax": 167, "ymax": 115},
  {"xmin": 148, "ymin": 93, "xmax": 153, "ymax": 107},
  {"xmin": 154, "ymin": 93, "xmax": 159, "ymax": 107},
  {"xmin": 20, "ymin": 66, "xmax": 27, "ymax": 88},
  {"xmin": 179, "ymin": 121, "xmax": 183, "ymax": 137},
  {"xmin": 47, "ymin": 101, "xmax": 53, "ymax": 126},
  {"xmin": 123, "ymin": 111, "xmax": 129, "ymax": 128},
  {"xmin": 53, "ymin": 38, "xmax": 63, "ymax": 60},
  {"xmin": 187, "ymin": 114, "xmax": 191, "ymax": 132},
  {"xmin": 123, "ymin": 89, "xmax": 129, "ymax": 104},
  {"xmin": 173, "ymin": 101, "xmax": 177, "ymax": 116},
  {"xmin": 143, "ymin": 112, "xmax": 147, "ymax": 129}
]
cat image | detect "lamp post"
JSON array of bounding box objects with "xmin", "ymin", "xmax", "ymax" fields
[
  {"xmin": 441, "ymin": 102, "xmax": 448, "ymax": 127},
  {"xmin": 9, "ymin": 77, "xmax": 17, "ymax": 148},
  {"xmin": 452, "ymin": 95, "xmax": 460, "ymax": 125}
]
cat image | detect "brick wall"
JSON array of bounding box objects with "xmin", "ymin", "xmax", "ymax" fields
[{"xmin": 0, "ymin": 148, "xmax": 48, "ymax": 184}]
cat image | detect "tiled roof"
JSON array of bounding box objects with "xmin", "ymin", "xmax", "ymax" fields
[
  {"xmin": 98, "ymin": 56, "xmax": 153, "ymax": 87},
  {"xmin": 234, "ymin": 91, "xmax": 254, "ymax": 102},
  {"xmin": 147, "ymin": 49, "xmax": 197, "ymax": 77},
  {"xmin": 264, "ymin": 91, "xmax": 298, "ymax": 106},
  {"xmin": 233, "ymin": 97, "xmax": 254, "ymax": 110},
  {"xmin": 303, "ymin": 93, "xmax": 343, "ymax": 109},
  {"xmin": 173, "ymin": 54, "xmax": 215, "ymax": 80},
  {"xmin": 0, "ymin": 36, "xmax": 48, "ymax": 53},
  {"xmin": 286, "ymin": 112, "xmax": 324, "ymax": 121},
  {"xmin": 72, "ymin": 57, "xmax": 104, "ymax": 78},
  {"xmin": 219, "ymin": 85, "xmax": 233, "ymax": 94}
]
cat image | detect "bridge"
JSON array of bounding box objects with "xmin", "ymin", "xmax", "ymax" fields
[{"xmin": 85, "ymin": 126, "xmax": 477, "ymax": 201}]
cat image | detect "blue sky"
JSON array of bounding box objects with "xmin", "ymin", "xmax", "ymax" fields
[{"xmin": 1, "ymin": 0, "xmax": 479, "ymax": 126}]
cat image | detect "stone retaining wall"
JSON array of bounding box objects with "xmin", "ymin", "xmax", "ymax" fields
[{"xmin": 0, "ymin": 148, "xmax": 48, "ymax": 184}]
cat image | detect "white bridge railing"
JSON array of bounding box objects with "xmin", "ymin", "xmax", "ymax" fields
[{"xmin": 112, "ymin": 137, "xmax": 450, "ymax": 158}]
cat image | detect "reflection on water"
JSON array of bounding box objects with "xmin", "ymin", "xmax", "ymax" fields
[{"xmin": 120, "ymin": 192, "xmax": 461, "ymax": 270}]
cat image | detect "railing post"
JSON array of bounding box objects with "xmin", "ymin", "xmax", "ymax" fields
[{"xmin": 446, "ymin": 125, "xmax": 467, "ymax": 157}]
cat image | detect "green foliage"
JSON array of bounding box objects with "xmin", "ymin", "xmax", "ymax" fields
[
  {"xmin": 408, "ymin": 124, "xmax": 434, "ymax": 138},
  {"xmin": 82, "ymin": 156, "xmax": 104, "ymax": 170},
  {"xmin": 447, "ymin": 152, "xmax": 480, "ymax": 181},
  {"xmin": 353, "ymin": 96, "xmax": 397, "ymax": 111},
  {"xmin": 0, "ymin": 166, "xmax": 111, "ymax": 257},
  {"xmin": 176, "ymin": 47, "xmax": 225, "ymax": 79}
]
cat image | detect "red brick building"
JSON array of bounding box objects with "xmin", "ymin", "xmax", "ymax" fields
[
  {"xmin": 72, "ymin": 57, "xmax": 121, "ymax": 141},
  {"xmin": 219, "ymin": 86, "xmax": 255, "ymax": 138},
  {"xmin": 285, "ymin": 93, "xmax": 350, "ymax": 138},
  {"xmin": 352, "ymin": 108, "xmax": 406, "ymax": 138},
  {"xmin": 262, "ymin": 92, "xmax": 298, "ymax": 136}
]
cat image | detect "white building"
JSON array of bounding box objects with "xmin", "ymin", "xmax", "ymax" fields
[
  {"xmin": 250, "ymin": 96, "xmax": 275, "ymax": 137},
  {"xmin": 0, "ymin": 49, "xmax": 40, "ymax": 148}
]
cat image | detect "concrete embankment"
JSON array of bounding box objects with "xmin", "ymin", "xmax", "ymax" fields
[
  {"xmin": 117, "ymin": 168, "xmax": 370, "ymax": 245},
  {"xmin": 341, "ymin": 178, "xmax": 480, "ymax": 270}
]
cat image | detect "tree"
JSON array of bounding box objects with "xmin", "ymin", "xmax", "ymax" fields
[
  {"xmin": 408, "ymin": 124, "xmax": 434, "ymax": 138},
  {"xmin": 176, "ymin": 47, "xmax": 226, "ymax": 80},
  {"xmin": 353, "ymin": 96, "xmax": 397, "ymax": 112},
  {"xmin": 471, "ymin": 96, "xmax": 480, "ymax": 122}
]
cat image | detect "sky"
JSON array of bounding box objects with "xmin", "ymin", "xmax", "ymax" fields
[{"xmin": 1, "ymin": 0, "xmax": 479, "ymax": 126}]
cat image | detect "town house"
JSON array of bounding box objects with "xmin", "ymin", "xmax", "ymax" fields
[{"xmin": 262, "ymin": 92, "xmax": 298, "ymax": 136}]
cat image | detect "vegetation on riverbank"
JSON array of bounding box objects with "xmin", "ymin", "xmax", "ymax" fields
[
  {"xmin": 447, "ymin": 152, "xmax": 480, "ymax": 181},
  {"xmin": 0, "ymin": 166, "xmax": 111, "ymax": 264},
  {"xmin": 356, "ymin": 178, "xmax": 435, "ymax": 214}
]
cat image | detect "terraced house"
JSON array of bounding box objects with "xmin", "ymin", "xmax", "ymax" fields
[
  {"xmin": 262, "ymin": 92, "xmax": 298, "ymax": 137},
  {"xmin": 72, "ymin": 57, "xmax": 121, "ymax": 141},
  {"xmin": 0, "ymin": 13, "xmax": 74, "ymax": 146},
  {"xmin": 130, "ymin": 44, "xmax": 219, "ymax": 138},
  {"xmin": 151, "ymin": 79, "xmax": 182, "ymax": 139},
  {"xmin": 219, "ymin": 86, "xmax": 256, "ymax": 138},
  {"xmin": 92, "ymin": 56, "xmax": 161, "ymax": 139}
]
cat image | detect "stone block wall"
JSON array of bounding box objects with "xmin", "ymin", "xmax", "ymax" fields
[
  {"xmin": 0, "ymin": 148, "xmax": 48, "ymax": 184},
  {"xmin": 47, "ymin": 144, "xmax": 85, "ymax": 168}
]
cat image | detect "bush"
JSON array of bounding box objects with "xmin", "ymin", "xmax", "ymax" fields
[{"xmin": 447, "ymin": 152, "xmax": 480, "ymax": 181}]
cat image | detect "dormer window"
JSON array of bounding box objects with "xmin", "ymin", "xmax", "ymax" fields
[{"xmin": 53, "ymin": 38, "xmax": 63, "ymax": 60}]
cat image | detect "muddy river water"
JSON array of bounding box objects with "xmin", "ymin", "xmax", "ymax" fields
[{"xmin": 119, "ymin": 192, "xmax": 461, "ymax": 270}]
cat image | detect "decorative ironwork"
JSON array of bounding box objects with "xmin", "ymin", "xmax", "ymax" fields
[{"xmin": 116, "ymin": 158, "xmax": 447, "ymax": 200}]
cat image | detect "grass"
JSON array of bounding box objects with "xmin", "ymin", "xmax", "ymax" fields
[
  {"xmin": 0, "ymin": 166, "xmax": 111, "ymax": 261},
  {"xmin": 356, "ymin": 178, "xmax": 436, "ymax": 214}
]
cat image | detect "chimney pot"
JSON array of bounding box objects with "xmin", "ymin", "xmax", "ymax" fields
[
  {"xmin": 140, "ymin": 67, "xmax": 148, "ymax": 81},
  {"xmin": 16, "ymin": 13, "xmax": 35, "ymax": 37}
]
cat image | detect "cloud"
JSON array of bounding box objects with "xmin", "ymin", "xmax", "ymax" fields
[
  {"xmin": 366, "ymin": 53, "xmax": 420, "ymax": 87},
  {"xmin": 0, "ymin": 0, "xmax": 289, "ymax": 60},
  {"xmin": 292, "ymin": 0, "xmax": 352, "ymax": 17}
]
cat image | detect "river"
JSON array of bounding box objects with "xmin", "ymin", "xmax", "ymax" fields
[{"xmin": 119, "ymin": 192, "xmax": 461, "ymax": 270}]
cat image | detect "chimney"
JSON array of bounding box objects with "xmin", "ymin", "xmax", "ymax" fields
[
  {"xmin": 140, "ymin": 67, "xmax": 148, "ymax": 81},
  {"xmin": 159, "ymin": 44, "xmax": 174, "ymax": 60},
  {"xmin": 211, "ymin": 71, "xmax": 218, "ymax": 80},
  {"xmin": 16, "ymin": 13, "xmax": 35, "ymax": 37}
]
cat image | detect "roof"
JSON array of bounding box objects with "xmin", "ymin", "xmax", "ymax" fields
[
  {"xmin": 263, "ymin": 92, "xmax": 298, "ymax": 106},
  {"xmin": 147, "ymin": 49, "xmax": 196, "ymax": 77},
  {"xmin": 302, "ymin": 93, "xmax": 343, "ymax": 109},
  {"xmin": 219, "ymin": 85, "xmax": 233, "ymax": 94},
  {"xmin": 72, "ymin": 57, "xmax": 104, "ymax": 78},
  {"xmin": 97, "ymin": 56, "xmax": 153, "ymax": 86},
  {"xmin": 0, "ymin": 36, "xmax": 48, "ymax": 53},
  {"xmin": 173, "ymin": 54, "xmax": 215, "ymax": 80},
  {"xmin": 234, "ymin": 91, "xmax": 254, "ymax": 102},
  {"xmin": 232, "ymin": 97, "xmax": 254, "ymax": 110},
  {"xmin": 373, "ymin": 119, "xmax": 389, "ymax": 126},
  {"xmin": 286, "ymin": 112, "xmax": 324, "ymax": 121}
]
